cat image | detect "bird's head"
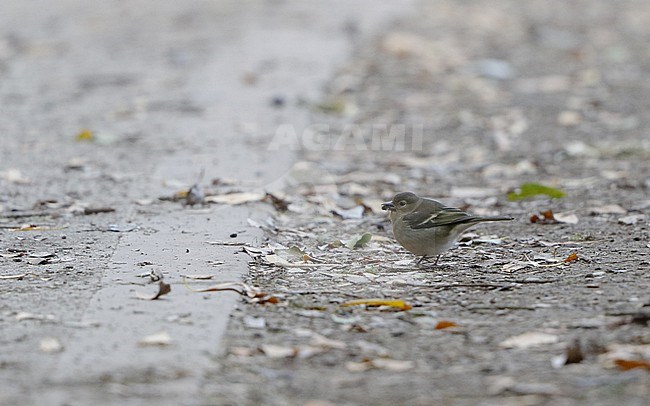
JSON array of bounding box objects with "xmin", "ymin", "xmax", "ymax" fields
[{"xmin": 381, "ymin": 192, "xmax": 420, "ymax": 214}]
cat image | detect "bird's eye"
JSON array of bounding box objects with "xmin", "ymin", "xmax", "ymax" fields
[{"xmin": 399, "ymin": 200, "xmax": 407, "ymax": 207}]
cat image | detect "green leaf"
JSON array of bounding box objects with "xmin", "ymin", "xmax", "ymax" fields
[
  {"xmin": 507, "ymin": 183, "xmax": 566, "ymax": 201},
  {"xmin": 342, "ymin": 233, "xmax": 372, "ymax": 250}
]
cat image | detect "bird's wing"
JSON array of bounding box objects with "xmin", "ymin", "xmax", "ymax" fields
[{"xmin": 404, "ymin": 206, "xmax": 478, "ymax": 230}]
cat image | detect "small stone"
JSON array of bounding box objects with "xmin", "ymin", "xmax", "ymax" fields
[{"xmin": 557, "ymin": 111, "xmax": 582, "ymax": 126}]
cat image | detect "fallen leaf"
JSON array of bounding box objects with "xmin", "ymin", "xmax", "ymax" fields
[
  {"xmin": 564, "ymin": 253, "xmax": 579, "ymax": 263},
  {"xmin": 434, "ymin": 320, "xmax": 459, "ymax": 330},
  {"xmin": 599, "ymin": 343, "xmax": 650, "ymax": 370},
  {"xmin": 346, "ymin": 358, "xmax": 415, "ymax": 372},
  {"xmin": 553, "ymin": 212, "xmax": 579, "ymax": 224},
  {"xmin": 589, "ymin": 204, "xmax": 627, "ymax": 215},
  {"xmin": 341, "ymin": 233, "xmax": 372, "ymax": 249},
  {"xmin": 310, "ymin": 333, "xmax": 347, "ymax": 350},
  {"xmin": 229, "ymin": 346, "xmax": 256, "ymax": 357},
  {"xmin": 12, "ymin": 224, "xmax": 62, "ymax": 231},
  {"xmin": 332, "ymin": 206, "xmax": 365, "ymax": 220},
  {"xmin": 263, "ymin": 193, "xmax": 289, "ymax": 211},
  {"xmin": 341, "ymin": 299, "xmax": 412, "ymax": 311},
  {"xmin": 179, "ymin": 274, "xmax": 214, "ymax": 280},
  {"xmin": 530, "ymin": 210, "xmax": 556, "ymax": 224},
  {"xmin": 183, "ymin": 278, "xmax": 279, "ymax": 304},
  {"xmin": 204, "ymin": 192, "xmax": 265, "ymax": 205},
  {"xmin": 372, "ymin": 358, "xmax": 415, "ymax": 371},
  {"xmin": 39, "ymin": 337, "xmax": 64, "ymax": 353},
  {"xmin": 0, "ymin": 273, "xmax": 27, "ymax": 280},
  {"xmin": 106, "ymin": 223, "xmax": 138, "ymax": 232},
  {"xmin": 529, "ymin": 210, "xmax": 576, "ymax": 225},
  {"xmin": 138, "ymin": 331, "xmax": 172, "ymax": 346},
  {"xmin": 135, "ymin": 281, "xmax": 171, "ymax": 300},
  {"xmin": 75, "ymin": 129, "xmax": 94, "ymax": 141},
  {"xmin": 0, "ymin": 251, "xmax": 26, "ymax": 258},
  {"xmin": 499, "ymin": 332, "xmax": 559, "ymax": 349},
  {"xmin": 1, "ymin": 168, "xmax": 31, "ymax": 184},
  {"xmin": 614, "ymin": 359, "xmax": 650, "ymax": 371},
  {"xmin": 260, "ymin": 344, "xmax": 296, "ymax": 358},
  {"xmin": 15, "ymin": 312, "xmax": 57, "ymax": 322},
  {"xmin": 508, "ymin": 183, "xmax": 566, "ymax": 201},
  {"xmin": 618, "ymin": 214, "xmax": 645, "ymax": 225}
]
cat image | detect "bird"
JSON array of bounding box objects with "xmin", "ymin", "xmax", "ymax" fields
[{"xmin": 381, "ymin": 191, "xmax": 513, "ymax": 266}]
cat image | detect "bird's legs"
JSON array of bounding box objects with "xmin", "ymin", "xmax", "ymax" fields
[{"xmin": 416, "ymin": 254, "xmax": 442, "ymax": 267}]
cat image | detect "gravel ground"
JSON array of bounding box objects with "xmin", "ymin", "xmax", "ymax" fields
[{"xmin": 204, "ymin": 1, "xmax": 649, "ymax": 405}]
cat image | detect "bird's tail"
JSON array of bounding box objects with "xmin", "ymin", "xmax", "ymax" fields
[{"xmin": 475, "ymin": 215, "xmax": 514, "ymax": 222}]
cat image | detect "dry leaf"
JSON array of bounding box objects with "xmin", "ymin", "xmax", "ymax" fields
[
  {"xmin": 499, "ymin": 332, "xmax": 559, "ymax": 349},
  {"xmin": 564, "ymin": 253, "xmax": 579, "ymax": 263},
  {"xmin": 204, "ymin": 192, "xmax": 265, "ymax": 205},
  {"xmin": 530, "ymin": 210, "xmax": 577, "ymax": 224},
  {"xmin": 39, "ymin": 337, "xmax": 64, "ymax": 353},
  {"xmin": 553, "ymin": 212, "xmax": 579, "ymax": 224},
  {"xmin": 263, "ymin": 193, "xmax": 289, "ymax": 211},
  {"xmin": 341, "ymin": 233, "xmax": 372, "ymax": 250},
  {"xmin": 346, "ymin": 358, "xmax": 415, "ymax": 372},
  {"xmin": 1, "ymin": 168, "xmax": 31, "ymax": 184},
  {"xmin": 75, "ymin": 129, "xmax": 94, "ymax": 141},
  {"xmin": 618, "ymin": 214, "xmax": 645, "ymax": 225},
  {"xmin": 614, "ymin": 359, "xmax": 650, "ymax": 371},
  {"xmin": 530, "ymin": 210, "xmax": 556, "ymax": 224},
  {"xmin": 183, "ymin": 279, "xmax": 279, "ymax": 304},
  {"xmin": 229, "ymin": 346, "xmax": 256, "ymax": 357},
  {"xmin": 589, "ymin": 204, "xmax": 627, "ymax": 215},
  {"xmin": 435, "ymin": 320, "xmax": 459, "ymax": 330},
  {"xmin": 0, "ymin": 273, "xmax": 27, "ymax": 280},
  {"xmin": 599, "ymin": 343, "xmax": 650, "ymax": 369},
  {"xmin": 179, "ymin": 274, "xmax": 214, "ymax": 280},
  {"xmin": 310, "ymin": 333, "xmax": 347, "ymax": 350},
  {"xmin": 15, "ymin": 312, "xmax": 56, "ymax": 322},
  {"xmin": 138, "ymin": 331, "xmax": 172, "ymax": 346},
  {"xmin": 135, "ymin": 281, "xmax": 171, "ymax": 300},
  {"xmin": 332, "ymin": 206, "xmax": 365, "ymax": 220},
  {"xmin": 341, "ymin": 299, "xmax": 412, "ymax": 311},
  {"xmin": 260, "ymin": 344, "xmax": 296, "ymax": 358}
]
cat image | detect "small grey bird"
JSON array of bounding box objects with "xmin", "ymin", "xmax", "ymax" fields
[{"xmin": 382, "ymin": 192, "xmax": 513, "ymax": 265}]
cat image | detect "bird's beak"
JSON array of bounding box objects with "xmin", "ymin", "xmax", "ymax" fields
[{"xmin": 381, "ymin": 201, "xmax": 395, "ymax": 211}]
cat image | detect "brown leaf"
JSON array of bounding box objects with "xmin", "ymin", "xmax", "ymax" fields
[
  {"xmin": 614, "ymin": 359, "xmax": 650, "ymax": 371},
  {"xmin": 135, "ymin": 281, "xmax": 171, "ymax": 300},
  {"xmin": 183, "ymin": 279, "xmax": 279, "ymax": 304},
  {"xmin": 434, "ymin": 320, "xmax": 459, "ymax": 330},
  {"xmin": 564, "ymin": 253, "xmax": 579, "ymax": 263},
  {"xmin": 263, "ymin": 193, "xmax": 289, "ymax": 212},
  {"xmin": 530, "ymin": 210, "xmax": 556, "ymax": 224}
]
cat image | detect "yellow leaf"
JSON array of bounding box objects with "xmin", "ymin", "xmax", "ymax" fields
[
  {"xmin": 341, "ymin": 299, "xmax": 411, "ymax": 311},
  {"xmin": 75, "ymin": 129, "xmax": 94, "ymax": 141}
]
